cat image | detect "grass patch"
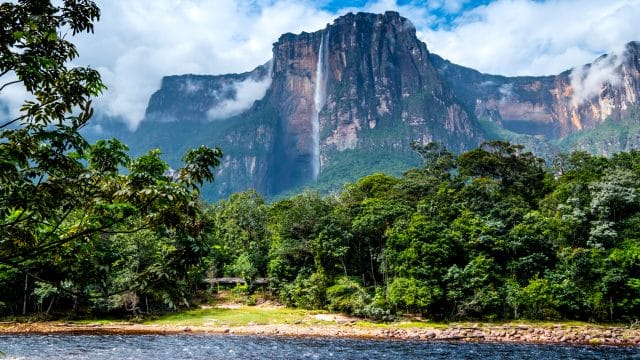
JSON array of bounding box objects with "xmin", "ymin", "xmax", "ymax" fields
[
  {"xmin": 72, "ymin": 319, "xmax": 129, "ymax": 325},
  {"xmin": 351, "ymin": 321, "xmax": 391, "ymax": 329},
  {"xmin": 500, "ymin": 320, "xmax": 592, "ymax": 327},
  {"xmin": 394, "ymin": 321, "xmax": 450, "ymax": 329},
  {"xmin": 147, "ymin": 307, "xmax": 326, "ymax": 327}
]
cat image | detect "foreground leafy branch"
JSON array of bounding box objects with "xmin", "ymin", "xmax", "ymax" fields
[{"xmin": 0, "ymin": 1, "xmax": 222, "ymax": 315}]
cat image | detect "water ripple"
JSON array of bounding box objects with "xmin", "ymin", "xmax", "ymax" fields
[{"xmin": 1, "ymin": 334, "xmax": 639, "ymax": 359}]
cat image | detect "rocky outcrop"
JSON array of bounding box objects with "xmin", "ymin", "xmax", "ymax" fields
[
  {"xmin": 316, "ymin": 13, "xmax": 480, "ymax": 168},
  {"xmin": 4, "ymin": 320, "xmax": 640, "ymax": 346},
  {"xmin": 125, "ymin": 63, "xmax": 277, "ymax": 200}
]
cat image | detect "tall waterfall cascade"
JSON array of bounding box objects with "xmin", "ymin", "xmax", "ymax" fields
[{"xmin": 312, "ymin": 30, "xmax": 329, "ymax": 180}]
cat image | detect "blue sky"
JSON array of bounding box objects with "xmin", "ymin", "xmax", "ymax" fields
[
  {"xmin": 3, "ymin": 0, "xmax": 640, "ymax": 129},
  {"xmin": 322, "ymin": 0, "xmax": 371, "ymax": 11},
  {"xmin": 321, "ymin": 0, "xmax": 493, "ymax": 28},
  {"xmin": 321, "ymin": 0, "xmax": 490, "ymax": 15}
]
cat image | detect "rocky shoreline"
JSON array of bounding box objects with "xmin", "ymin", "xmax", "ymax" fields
[{"xmin": 1, "ymin": 321, "xmax": 640, "ymax": 346}]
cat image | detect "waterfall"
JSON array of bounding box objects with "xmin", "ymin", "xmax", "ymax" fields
[{"xmin": 312, "ymin": 30, "xmax": 329, "ymax": 180}]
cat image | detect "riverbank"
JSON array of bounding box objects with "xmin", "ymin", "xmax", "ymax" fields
[{"xmin": 1, "ymin": 306, "xmax": 640, "ymax": 346}]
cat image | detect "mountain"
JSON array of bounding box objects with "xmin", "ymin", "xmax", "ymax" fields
[
  {"xmin": 431, "ymin": 41, "xmax": 640, "ymax": 154},
  {"xmin": 96, "ymin": 12, "xmax": 640, "ymax": 201}
]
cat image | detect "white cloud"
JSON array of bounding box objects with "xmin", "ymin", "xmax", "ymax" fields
[
  {"xmin": 71, "ymin": 0, "xmax": 336, "ymax": 129},
  {"xmin": 570, "ymin": 47, "xmax": 626, "ymax": 106},
  {"xmin": 182, "ymin": 80, "xmax": 203, "ymax": 94},
  {"xmin": 208, "ymin": 68, "xmax": 273, "ymax": 120},
  {"xmin": 441, "ymin": 0, "xmax": 473, "ymax": 14},
  {"xmin": 0, "ymin": 72, "xmax": 30, "ymax": 121},
  {"xmin": 499, "ymin": 83, "xmax": 513, "ymax": 98},
  {"xmin": 361, "ymin": 0, "xmax": 434, "ymax": 28}
]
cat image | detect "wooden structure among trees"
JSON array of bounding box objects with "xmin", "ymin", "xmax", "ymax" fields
[{"xmin": 204, "ymin": 277, "xmax": 268, "ymax": 288}]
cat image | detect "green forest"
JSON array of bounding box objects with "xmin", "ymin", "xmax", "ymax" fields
[
  {"xmin": 205, "ymin": 142, "xmax": 640, "ymax": 322},
  {"xmin": 2, "ymin": 1, "xmax": 640, "ymax": 324}
]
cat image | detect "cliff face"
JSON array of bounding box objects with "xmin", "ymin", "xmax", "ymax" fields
[
  {"xmin": 120, "ymin": 13, "xmax": 640, "ymax": 201},
  {"xmin": 317, "ymin": 13, "xmax": 479, "ymax": 162},
  {"xmin": 266, "ymin": 30, "xmax": 323, "ymax": 194},
  {"xmin": 433, "ymin": 41, "xmax": 640, "ymax": 139},
  {"xmin": 260, "ymin": 11, "xmax": 483, "ymax": 195},
  {"xmin": 127, "ymin": 63, "xmax": 278, "ymax": 200}
]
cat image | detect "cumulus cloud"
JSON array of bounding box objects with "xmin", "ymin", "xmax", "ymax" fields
[{"xmin": 70, "ymin": 0, "xmax": 336, "ymax": 129}]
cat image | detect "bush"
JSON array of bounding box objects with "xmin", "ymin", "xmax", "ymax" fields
[
  {"xmin": 387, "ymin": 277, "xmax": 441, "ymax": 315},
  {"xmin": 511, "ymin": 277, "xmax": 560, "ymax": 320},
  {"xmin": 281, "ymin": 271, "xmax": 328, "ymax": 309},
  {"xmin": 326, "ymin": 277, "xmax": 370, "ymax": 314},
  {"xmin": 360, "ymin": 287, "xmax": 393, "ymax": 321}
]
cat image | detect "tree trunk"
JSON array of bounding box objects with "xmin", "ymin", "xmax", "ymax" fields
[
  {"xmin": 46, "ymin": 296, "xmax": 55, "ymax": 315},
  {"xmin": 22, "ymin": 273, "xmax": 28, "ymax": 315},
  {"xmin": 369, "ymin": 247, "xmax": 377, "ymax": 287}
]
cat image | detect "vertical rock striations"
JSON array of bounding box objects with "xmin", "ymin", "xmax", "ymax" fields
[{"xmin": 318, "ymin": 12, "xmax": 480, "ymax": 164}]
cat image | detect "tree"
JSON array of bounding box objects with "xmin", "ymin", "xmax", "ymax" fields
[
  {"xmin": 0, "ymin": 1, "xmax": 222, "ymax": 314},
  {"xmin": 457, "ymin": 141, "xmax": 548, "ymax": 204},
  {"xmin": 506, "ymin": 211, "xmax": 560, "ymax": 282},
  {"xmin": 444, "ymin": 255, "xmax": 502, "ymax": 319},
  {"xmin": 1, "ymin": 0, "xmax": 103, "ymax": 129},
  {"xmin": 208, "ymin": 190, "xmax": 269, "ymax": 289},
  {"xmin": 588, "ymin": 169, "xmax": 638, "ymax": 248},
  {"xmin": 267, "ymin": 191, "xmax": 332, "ymax": 295},
  {"xmin": 410, "ymin": 141, "xmax": 456, "ymax": 177},
  {"xmin": 1, "ymin": 0, "xmax": 105, "ymax": 269}
]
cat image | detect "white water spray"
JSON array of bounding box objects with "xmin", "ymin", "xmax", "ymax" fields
[{"xmin": 312, "ymin": 30, "xmax": 329, "ymax": 180}]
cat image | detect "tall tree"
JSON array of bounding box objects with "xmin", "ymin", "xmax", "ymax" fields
[
  {"xmin": 0, "ymin": 1, "xmax": 222, "ymax": 314},
  {"xmin": 1, "ymin": 0, "xmax": 106, "ymax": 269}
]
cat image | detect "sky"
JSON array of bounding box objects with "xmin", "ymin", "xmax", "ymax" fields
[{"xmin": 4, "ymin": 0, "xmax": 640, "ymax": 129}]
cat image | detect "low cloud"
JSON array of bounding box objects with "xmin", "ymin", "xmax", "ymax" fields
[
  {"xmin": 207, "ymin": 71, "xmax": 273, "ymax": 120},
  {"xmin": 182, "ymin": 79, "xmax": 203, "ymax": 94},
  {"xmin": 570, "ymin": 48, "xmax": 626, "ymax": 106},
  {"xmin": 499, "ymin": 83, "xmax": 513, "ymax": 98}
]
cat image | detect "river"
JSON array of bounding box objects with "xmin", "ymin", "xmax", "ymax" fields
[{"xmin": 1, "ymin": 334, "xmax": 639, "ymax": 359}]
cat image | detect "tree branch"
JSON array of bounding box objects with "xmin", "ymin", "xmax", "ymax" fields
[
  {"xmin": 0, "ymin": 258, "xmax": 134, "ymax": 301},
  {"xmin": 0, "ymin": 114, "xmax": 27, "ymax": 129},
  {"xmin": 0, "ymin": 79, "xmax": 21, "ymax": 93}
]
